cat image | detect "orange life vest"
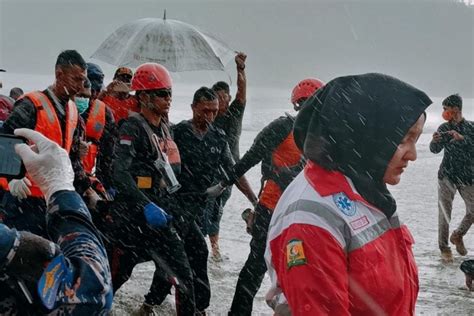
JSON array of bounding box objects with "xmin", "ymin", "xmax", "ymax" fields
[
  {"xmin": 259, "ymin": 131, "xmax": 303, "ymax": 210},
  {"xmin": 82, "ymin": 99, "xmax": 106, "ymax": 174},
  {"xmin": 0, "ymin": 91, "xmax": 78, "ymax": 197}
]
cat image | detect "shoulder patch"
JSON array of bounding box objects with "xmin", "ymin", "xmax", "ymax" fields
[
  {"xmin": 286, "ymin": 239, "xmax": 307, "ymax": 269},
  {"xmin": 333, "ymin": 192, "xmax": 356, "ymax": 216},
  {"xmin": 37, "ymin": 254, "xmax": 73, "ymax": 310}
]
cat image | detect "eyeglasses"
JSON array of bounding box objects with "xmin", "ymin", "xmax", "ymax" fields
[{"xmin": 147, "ymin": 89, "xmax": 172, "ymax": 99}]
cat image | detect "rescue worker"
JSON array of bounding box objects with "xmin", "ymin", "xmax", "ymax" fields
[
  {"xmin": 222, "ymin": 78, "xmax": 324, "ymax": 315},
  {"xmin": 0, "ymin": 94, "xmax": 13, "ymax": 126},
  {"xmin": 209, "ymin": 52, "xmax": 251, "ymax": 258},
  {"xmin": 0, "ymin": 128, "xmax": 112, "ymax": 315},
  {"xmin": 99, "ymin": 67, "xmax": 139, "ymax": 123},
  {"xmin": 429, "ymin": 94, "xmax": 474, "ymax": 263},
  {"xmin": 0, "ymin": 50, "xmax": 91, "ymax": 238},
  {"xmin": 110, "ymin": 63, "xmax": 197, "ymax": 315},
  {"xmin": 265, "ymin": 73, "xmax": 432, "ymax": 315},
  {"xmin": 81, "ymin": 63, "xmax": 117, "ymax": 198},
  {"xmin": 0, "ymin": 69, "xmax": 14, "ymax": 127},
  {"xmin": 9, "ymin": 87, "xmax": 24, "ymax": 101},
  {"xmin": 113, "ymin": 66, "xmax": 133, "ymax": 84},
  {"xmin": 159, "ymin": 87, "xmax": 257, "ymax": 313}
]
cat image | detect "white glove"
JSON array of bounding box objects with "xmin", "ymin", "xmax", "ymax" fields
[
  {"xmin": 205, "ymin": 182, "xmax": 226, "ymax": 198},
  {"xmin": 8, "ymin": 177, "xmax": 32, "ymax": 200},
  {"xmin": 13, "ymin": 128, "xmax": 75, "ymax": 203}
]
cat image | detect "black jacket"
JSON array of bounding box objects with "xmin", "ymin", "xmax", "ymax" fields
[{"xmin": 112, "ymin": 114, "xmax": 176, "ymax": 209}]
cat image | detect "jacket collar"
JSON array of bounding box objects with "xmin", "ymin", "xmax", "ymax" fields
[{"xmin": 304, "ymin": 161, "xmax": 370, "ymax": 205}]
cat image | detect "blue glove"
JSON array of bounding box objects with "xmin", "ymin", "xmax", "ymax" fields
[
  {"xmin": 106, "ymin": 187, "xmax": 117, "ymax": 198},
  {"xmin": 144, "ymin": 202, "xmax": 173, "ymax": 229}
]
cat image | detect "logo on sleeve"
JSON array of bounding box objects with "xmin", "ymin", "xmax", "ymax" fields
[
  {"xmin": 333, "ymin": 192, "xmax": 356, "ymax": 216},
  {"xmin": 286, "ymin": 239, "xmax": 307, "ymax": 269}
]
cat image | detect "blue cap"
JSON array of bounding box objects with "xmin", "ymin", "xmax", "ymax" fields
[{"xmin": 86, "ymin": 63, "xmax": 104, "ymax": 92}]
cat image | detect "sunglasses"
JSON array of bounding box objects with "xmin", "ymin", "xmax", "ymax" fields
[{"xmin": 147, "ymin": 89, "xmax": 172, "ymax": 99}]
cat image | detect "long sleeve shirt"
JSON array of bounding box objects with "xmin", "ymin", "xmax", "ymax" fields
[
  {"xmin": 0, "ymin": 190, "xmax": 112, "ymax": 314},
  {"xmin": 429, "ymin": 119, "xmax": 474, "ymax": 185}
]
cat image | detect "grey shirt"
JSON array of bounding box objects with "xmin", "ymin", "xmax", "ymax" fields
[{"xmin": 213, "ymin": 99, "xmax": 245, "ymax": 161}]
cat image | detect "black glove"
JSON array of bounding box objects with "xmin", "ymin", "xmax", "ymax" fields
[{"xmin": 6, "ymin": 231, "xmax": 61, "ymax": 282}]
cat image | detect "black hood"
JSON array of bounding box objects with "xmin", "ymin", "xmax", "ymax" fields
[{"xmin": 294, "ymin": 73, "xmax": 432, "ymax": 217}]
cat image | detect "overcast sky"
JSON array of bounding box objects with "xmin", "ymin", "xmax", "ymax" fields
[{"xmin": 0, "ymin": 0, "xmax": 472, "ymax": 97}]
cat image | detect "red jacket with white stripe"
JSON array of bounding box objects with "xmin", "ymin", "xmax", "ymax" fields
[{"xmin": 265, "ymin": 162, "xmax": 419, "ymax": 316}]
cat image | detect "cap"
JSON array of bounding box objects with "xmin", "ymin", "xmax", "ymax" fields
[
  {"xmin": 86, "ymin": 63, "xmax": 104, "ymax": 92},
  {"xmin": 114, "ymin": 67, "xmax": 133, "ymax": 79},
  {"xmin": 106, "ymin": 80, "xmax": 130, "ymax": 93}
]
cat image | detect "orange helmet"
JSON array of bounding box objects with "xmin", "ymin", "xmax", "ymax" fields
[
  {"xmin": 291, "ymin": 78, "xmax": 325, "ymax": 105},
  {"xmin": 131, "ymin": 63, "xmax": 172, "ymax": 91}
]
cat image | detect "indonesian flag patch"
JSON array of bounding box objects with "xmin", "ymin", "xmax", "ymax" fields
[
  {"xmin": 120, "ymin": 135, "xmax": 133, "ymax": 145},
  {"xmin": 286, "ymin": 239, "xmax": 307, "ymax": 269}
]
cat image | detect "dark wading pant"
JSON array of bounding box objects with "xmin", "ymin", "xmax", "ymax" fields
[
  {"xmin": 229, "ymin": 203, "xmax": 272, "ymax": 316},
  {"xmin": 105, "ymin": 201, "xmax": 197, "ymax": 316},
  {"xmin": 149, "ymin": 220, "xmax": 211, "ymax": 312}
]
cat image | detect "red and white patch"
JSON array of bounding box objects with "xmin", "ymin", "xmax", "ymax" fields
[
  {"xmin": 120, "ymin": 135, "xmax": 133, "ymax": 145},
  {"xmin": 350, "ymin": 215, "xmax": 370, "ymax": 230}
]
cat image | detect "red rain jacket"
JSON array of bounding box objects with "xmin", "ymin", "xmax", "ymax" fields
[{"xmin": 266, "ymin": 161, "xmax": 419, "ymax": 316}]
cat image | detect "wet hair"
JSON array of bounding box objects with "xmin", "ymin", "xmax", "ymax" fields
[
  {"xmin": 211, "ymin": 81, "xmax": 229, "ymax": 94},
  {"xmin": 192, "ymin": 87, "xmax": 217, "ymax": 106},
  {"xmin": 83, "ymin": 78, "xmax": 91, "ymax": 89},
  {"xmin": 9, "ymin": 87, "xmax": 24, "ymax": 100},
  {"xmin": 442, "ymin": 93, "xmax": 462, "ymax": 110},
  {"xmin": 55, "ymin": 50, "xmax": 87, "ymax": 70}
]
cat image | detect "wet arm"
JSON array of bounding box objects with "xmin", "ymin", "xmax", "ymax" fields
[
  {"xmin": 429, "ymin": 125, "xmax": 448, "ymax": 154},
  {"xmin": 227, "ymin": 118, "xmax": 291, "ymax": 184},
  {"xmin": 3, "ymin": 99, "xmax": 36, "ymax": 133},
  {"xmin": 70, "ymin": 126, "xmax": 91, "ymax": 195},
  {"xmin": 47, "ymin": 191, "xmax": 112, "ymax": 314}
]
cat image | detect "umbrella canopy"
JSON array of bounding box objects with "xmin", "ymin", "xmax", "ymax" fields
[{"xmin": 91, "ymin": 17, "xmax": 235, "ymax": 72}]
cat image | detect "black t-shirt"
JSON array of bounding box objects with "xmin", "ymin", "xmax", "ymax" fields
[
  {"xmin": 172, "ymin": 120, "xmax": 235, "ymax": 197},
  {"xmin": 213, "ymin": 99, "xmax": 245, "ymax": 161}
]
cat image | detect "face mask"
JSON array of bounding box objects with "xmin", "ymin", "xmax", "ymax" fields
[
  {"xmin": 74, "ymin": 97, "xmax": 90, "ymax": 114},
  {"xmin": 442, "ymin": 110, "xmax": 454, "ymax": 121}
]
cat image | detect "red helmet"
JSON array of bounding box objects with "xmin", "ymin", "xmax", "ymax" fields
[
  {"xmin": 291, "ymin": 78, "xmax": 325, "ymax": 105},
  {"xmin": 131, "ymin": 63, "xmax": 172, "ymax": 91}
]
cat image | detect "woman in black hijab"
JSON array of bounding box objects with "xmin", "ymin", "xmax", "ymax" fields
[{"xmin": 265, "ymin": 73, "xmax": 432, "ymax": 315}]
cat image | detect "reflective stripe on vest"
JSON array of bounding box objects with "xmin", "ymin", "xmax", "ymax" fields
[
  {"xmin": 0, "ymin": 91, "xmax": 78, "ymax": 197},
  {"xmin": 82, "ymin": 100, "xmax": 106, "ymax": 174},
  {"xmin": 85, "ymin": 100, "xmax": 106, "ymax": 142}
]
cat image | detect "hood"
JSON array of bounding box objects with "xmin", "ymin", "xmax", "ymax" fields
[{"xmin": 294, "ymin": 73, "xmax": 432, "ymax": 217}]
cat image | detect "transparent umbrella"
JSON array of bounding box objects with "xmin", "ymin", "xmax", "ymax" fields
[{"xmin": 91, "ymin": 14, "xmax": 235, "ymax": 72}]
